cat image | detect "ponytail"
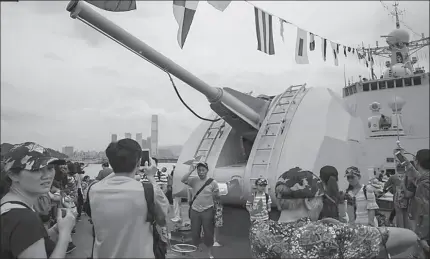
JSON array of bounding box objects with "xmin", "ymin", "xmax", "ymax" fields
[{"xmin": 326, "ymin": 176, "xmax": 339, "ymax": 203}]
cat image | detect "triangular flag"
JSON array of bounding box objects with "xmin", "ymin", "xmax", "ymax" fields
[
  {"xmin": 309, "ymin": 32, "xmax": 315, "ymax": 51},
  {"xmin": 295, "ymin": 28, "xmax": 309, "ymax": 64},
  {"xmin": 330, "ymin": 42, "xmax": 339, "ymax": 66},
  {"xmin": 336, "ymin": 44, "xmax": 340, "ymax": 54},
  {"xmin": 207, "ymin": 1, "xmax": 231, "ymax": 11},
  {"xmin": 280, "ymin": 18, "xmax": 285, "ymax": 42},
  {"xmin": 85, "ymin": 0, "xmax": 136, "ymax": 12},
  {"xmin": 348, "ymin": 46, "xmax": 351, "ymax": 52},
  {"xmin": 321, "ymin": 38, "xmax": 327, "ymax": 61},
  {"xmin": 173, "ymin": 1, "xmax": 199, "ymax": 49},
  {"xmin": 254, "ymin": 7, "xmax": 275, "ymax": 55},
  {"xmin": 344, "ymin": 46, "xmax": 347, "ymax": 57}
]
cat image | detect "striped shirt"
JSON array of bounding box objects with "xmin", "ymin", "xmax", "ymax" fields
[
  {"xmin": 156, "ymin": 171, "xmax": 168, "ymax": 185},
  {"xmin": 246, "ymin": 192, "xmax": 271, "ymax": 222}
]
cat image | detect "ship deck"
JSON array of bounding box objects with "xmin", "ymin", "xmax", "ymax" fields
[{"xmin": 66, "ymin": 203, "xmax": 413, "ymax": 258}]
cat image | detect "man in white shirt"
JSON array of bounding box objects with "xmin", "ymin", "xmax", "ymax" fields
[{"xmin": 88, "ymin": 139, "xmax": 169, "ymax": 258}]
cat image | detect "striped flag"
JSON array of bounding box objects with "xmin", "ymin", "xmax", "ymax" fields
[
  {"xmin": 173, "ymin": 1, "xmax": 199, "ymax": 49},
  {"xmin": 280, "ymin": 18, "xmax": 285, "ymax": 42},
  {"xmin": 321, "ymin": 38, "xmax": 327, "ymax": 61},
  {"xmin": 85, "ymin": 0, "xmax": 136, "ymax": 12},
  {"xmin": 331, "ymin": 41, "xmax": 339, "ymax": 66},
  {"xmin": 207, "ymin": 1, "xmax": 231, "ymax": 11},
  {"xmin": 295, "ymin": 28, "xmax": 309, "ymax": 64},
  {"xmin": 254, "ymin": 7, "xmax": 275, "ymax": 55},
  {"xmin": 309, "ymin": 32, "xmax": 315, "ymax": 51}
]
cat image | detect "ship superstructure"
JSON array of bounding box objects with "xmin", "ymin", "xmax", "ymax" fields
[{"xmin": 342, "ymin": 2, "xmax": 429, "ymax": 181}]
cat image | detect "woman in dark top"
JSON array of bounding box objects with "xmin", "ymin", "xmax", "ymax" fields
[
  {"xmin": 0, "ymin": 142, "xmax": 75, "ymax": 259},
  {"xmin": 318, "ymin": 165, "xmax": 347, "ymax": 222}
]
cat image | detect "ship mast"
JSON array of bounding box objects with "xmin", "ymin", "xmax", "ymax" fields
[{"xmin": 391, "ymin": 1, "xmax": 403, "ymax": 29}]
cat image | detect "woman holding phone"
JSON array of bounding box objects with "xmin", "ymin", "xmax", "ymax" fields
[{"xmin": 1, "ymin": 142, "xmax": 76, "ymax": 259}]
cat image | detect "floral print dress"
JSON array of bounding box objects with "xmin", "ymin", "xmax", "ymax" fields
[{"xmin": 249, "ymin": 217, "xmax": 389, "ymax": 259}]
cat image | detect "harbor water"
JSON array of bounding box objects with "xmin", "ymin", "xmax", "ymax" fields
[{"xmin": 83, "ymin": 163, "xmax": 176, "ymax": 179}]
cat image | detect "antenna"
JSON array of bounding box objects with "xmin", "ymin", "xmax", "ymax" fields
[
  {"xmin": 390, "ymin": 1, "xmax": 405, "ymax": 29},
  {"xmin": 343, "ymin": 64, "xmax": 347, "ymax": 87}
]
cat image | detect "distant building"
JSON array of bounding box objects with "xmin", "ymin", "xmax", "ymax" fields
[
  {"xmin": 136, "ymin": 133, "xmax": 143, "ymax": 148},
  {"xmin": 125, "ymin": 133, "xmax": 132, "ymax": 139},
  {"xmin": 62, "ymin": 146, "xmax": 74, "ymax": 158},
  {"xmin": 146, "ymin": 137, "xmax": 151, "ymax": 155},
  {"xmin": 141, "ymin": 139, "xmax": 149, "ymax": 149},
  {"xmin": 151, "ymin": 115, "xmax": 158, "ymax": 157},
  {"xmin": 111, "ymin": 134, "xmax": 118, "ymax": 142}
]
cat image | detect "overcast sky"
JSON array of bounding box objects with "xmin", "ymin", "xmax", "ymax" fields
[{"xmin": 1, "ymin": 1, "xmax": 429, "ymax": 151}]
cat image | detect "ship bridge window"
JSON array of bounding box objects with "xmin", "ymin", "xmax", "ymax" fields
[
  {"xmin": 363, "ymin": 83, "xmax": 370, "ymax": 92},
  {"xmin": 344, "ymin": 88, "xmax": 349, "ymax": 96},
  {"xmin": 395, "ymin": 79, "xmax": 403, "ymax": 88},
  {"xmin": 386, "ymin": 157, "xmax": 394, "ymax": 163},
  {"xmin": 379, "ymin": 81, "xmax": 387, "ymax": 90},
  {"xmin": 413, "ymin": 76, "xmax": 421, "ymax": 85},
  {"xmin": 371, "ymin": 82, "xmax": 378, "ymax": 91},
  {"xmin": 404, "ymin": 77, "xmax": 412, "ymax": 86},
  {"xmin": 387, "ymin": 80, "xmax": 394, "ymax": 88}
]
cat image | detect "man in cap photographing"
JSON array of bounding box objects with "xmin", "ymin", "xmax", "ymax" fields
[{"xmin": 181, "ymin": 161, "xmax": 219, "ymax": 259}]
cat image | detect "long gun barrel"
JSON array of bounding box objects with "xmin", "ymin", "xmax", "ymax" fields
[{"xmin": 66, "ymin": 0, "xmax": 261, "ymax": 130}]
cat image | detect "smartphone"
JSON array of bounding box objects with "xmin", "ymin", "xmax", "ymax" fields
[
  {"xmin": 141, "ymin": 149, "xmax": 151, "ymax": 166},
  {"xmin": 395, "ymin": 150, "xmax": 408, "ymax": 165},
  {"xmin": 61, "ymin": 208, "xmax": 67, "ymax": 217}
]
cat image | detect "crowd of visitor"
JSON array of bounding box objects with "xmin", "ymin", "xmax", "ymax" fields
[{"xmin": 0, "ymin": 140, "xmax": 428, "ymax": 259}]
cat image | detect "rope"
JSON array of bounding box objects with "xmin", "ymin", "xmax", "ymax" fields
[
  {"xmin": 166, "ymin": 73, "xmax": 221, "ymax": 122},
  {"xmin": 76, "ymin": 17, "xmax": 220, "ymax": 123}
]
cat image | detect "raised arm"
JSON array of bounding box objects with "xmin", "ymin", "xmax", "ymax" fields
[
  {"xmin": 181, "ymin": 164, "xmax": 196, "ymax": 185},
  {"xmin": 338, "ymin": 222, "xmax": 417, "ymax": 258}
]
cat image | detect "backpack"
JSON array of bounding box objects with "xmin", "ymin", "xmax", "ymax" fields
[
  {"xmin": 142, "ymin": 182, "xmax": 167, "ymax": 259},
  {"xmin": 85, "ymin": 181, "xmax": 167, "ymax": 259}
]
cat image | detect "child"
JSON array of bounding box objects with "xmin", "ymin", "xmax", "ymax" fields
[{"xmin": 246, "ymin": 178, "xmax": 271, "ymax": 222}]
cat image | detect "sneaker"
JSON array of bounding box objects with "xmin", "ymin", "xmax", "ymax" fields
[
  {"xmin": 171, "ymin": 217, "xmax": 182, "ymax": 223},
  {"xmin": 66, "ymin": 243, "xmax": 76, "ymax": 254},
  {"xmin": 213, "ymin": 241, "xmax": 221, "ymax": 247}
]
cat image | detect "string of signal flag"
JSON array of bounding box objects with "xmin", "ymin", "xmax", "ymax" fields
[{"xmin": 84, "ymin": 0, "xmax": 377, "ymax": 68}]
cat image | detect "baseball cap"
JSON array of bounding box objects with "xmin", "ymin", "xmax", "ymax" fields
[
  {"xmin": 196, "ymin": 162, "xmax": 208, "ymax": 170},
  {"xmin": 275, "ymin": 167, "xmax": 324, "ymax": 199},
  {"xmin": 2, "ymin": 142, "xmax": 66, "ymax": 172},
  {"xmin": 255, "ymin": 178, "xmax": 268, "ymax": 186},
  {"xmin": 345, "ymin": 166, "xmax": 361, "ymax": 177}
]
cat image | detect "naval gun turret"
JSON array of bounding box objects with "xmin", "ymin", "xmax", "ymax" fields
[{"xmin": 66, "ymin": 0, "xmax": 364, "ymax": 205}]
